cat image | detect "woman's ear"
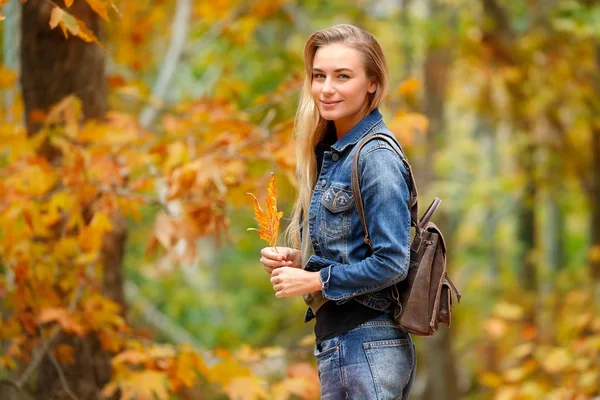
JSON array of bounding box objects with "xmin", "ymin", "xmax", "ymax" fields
[{"xmin": 368, "ymin": 79, "xmax": 378, "ymax": 94}]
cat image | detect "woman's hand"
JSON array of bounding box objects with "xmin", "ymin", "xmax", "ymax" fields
[
  {"xmin": 270, "ymin": 267, "xmax": 322, "ymax": 298},
  {"xmin": 260, "ymin": 247, "xmax": 301, "ymax": 275}
]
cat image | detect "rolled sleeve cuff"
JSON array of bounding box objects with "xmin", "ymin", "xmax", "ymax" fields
[
  {"xmin": 319, "ymin": 266, "xmax": 332, "ymax": 290},
  {"xmin": 305, "ymin": 254, "xmax": 357, "ymax": 302}
]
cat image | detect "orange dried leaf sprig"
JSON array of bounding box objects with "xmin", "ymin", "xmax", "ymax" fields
[{"xmin": 247, "ymin": 173, "xmax": 283, "ymax": 251}]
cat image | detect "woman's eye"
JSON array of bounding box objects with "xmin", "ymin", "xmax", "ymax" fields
[
  {"xmin": 313, "ymin": 73, "xmax": 325, "ymax": 79},
  {"xmin": 338, "ymin": 74, "xmax": 350, "ymax": 80}
]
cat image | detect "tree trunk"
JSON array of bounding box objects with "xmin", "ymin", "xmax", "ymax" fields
[
  {"xmin": 546, "ymin": 191, "xmax": 565, "ymax": 274},
  {"xmin": 591, "ymin": 123, "xmax": 600, "ymax": 284},
  {"xmin": 480, "ymin": 0, "xmax": 539, "ymax": 293},
  {"xmin": 516, "ymin": 144, "xmax": 538, "ymax": 292},
  {"xmin": 400, "ymin": 0, "xmax": 414, "ymax": 78},
  {"xmin": 421, "ymin": 1, "xmax": 460, "ymax": 398},
  {"xmin": 590, "ymin": 42, "xmax": 600, "ymax": 286},
  {"xmin": 20, "ymin": 1, "xmax": 126, "ymax": 398}
]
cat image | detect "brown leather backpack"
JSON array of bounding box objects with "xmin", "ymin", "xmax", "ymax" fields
[{"xmin": 352, "ymin": 133, "xmax": 462, "ymax": 336}]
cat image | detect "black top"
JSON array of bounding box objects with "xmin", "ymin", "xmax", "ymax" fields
[{"xmin": 314, "ymin": 299, "xmax": 387, "ymax": 344}]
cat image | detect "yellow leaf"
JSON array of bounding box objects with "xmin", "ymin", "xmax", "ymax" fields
[
  {"xmin": 64, "ymin": 0, "xmax": 74, "ymax": 7},
  {"xmin": 206, "ymin": 359, "xmax": 251, "ymax": 387},
  {"xmin": 235, "ymin": 344, "xmax": 262, "ymax": 363},
  {"xmin": 90, "ymin": 211, "xmax": 113, "ymax": 233},
  {"xmin": 483, "ymin": 318, "xmax": 507, "ymax": 339},
  {"xmin": 247, "ymin": 173, "xmax": 283, "ymax": 249},
  {"xmin": 540, "ymin": 347, "xmax": 572, "ymax": 374},
  {"xmin": 509, "ymin": 342, "xmax": 534, "ymax": 360},
  {"xmin": 0, "ymin": 65, "xmax": 17, "ymax": 88},
  {"xmin": 494, "ymin": 302, "xmax": 524, "ymax": 321},
  {"xmin": 224, "ymin": 376, "xmax": 269, "ymax": 400},
  {"xmin": 104, "ymin": 371, "xmax": 169, "ymax": 400},
  {"xmin": 589, "ymin": 245, "xmax": 600, "ymax": 262},
  {"xmin": 170, "ymin": 346, "xmax": 207, "ymax": 389},
  {"xmin": 503, "ymin": 360, "xmax": 536, "ymax": 383},
  {"xmin": 44, "ymin": 95, "xmax": 82, "ymax": 137},
  {"xmin": 75, "ymin": 252, "xmax": 98, "ymax": 266},
  {"xmin": 579, "ymin": 371, "xmax": 599, "ymax": 392},
  {"xmin": 479, "ymin": 372, "xmax": 503, "ymax": 388}
]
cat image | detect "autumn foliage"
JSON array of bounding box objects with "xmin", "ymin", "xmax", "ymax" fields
[
  {"xmin": 1, "ymin": 0, "xmax": 599, "ymax": 399},
  {"xmin": 247, "ymin": 173, "xmax": 284, "ymax": 250}
]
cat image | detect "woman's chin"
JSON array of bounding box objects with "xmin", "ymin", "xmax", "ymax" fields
[{"xmin": 318, "ymin": 109, "xmax": 341, "ymax": 121}]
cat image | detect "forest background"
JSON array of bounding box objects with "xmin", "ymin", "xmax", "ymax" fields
[{"xmin": 0, "ymin": 0, "xmax": 599, "ymax": 399}]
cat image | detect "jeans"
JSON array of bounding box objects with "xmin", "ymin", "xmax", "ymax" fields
[{"xmin": 313, "ymin": 314, "xmax": 416, "ymax": 400}]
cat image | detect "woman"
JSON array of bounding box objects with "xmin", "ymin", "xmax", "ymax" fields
[{"xmin": 260, "ymin": 24, "xmax": 416, "ymax": 399}]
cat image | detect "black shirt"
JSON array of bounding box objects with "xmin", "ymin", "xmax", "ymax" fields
[{"xmin": 314, "ymin": 299, "xmax": 387, "ymax": 345}]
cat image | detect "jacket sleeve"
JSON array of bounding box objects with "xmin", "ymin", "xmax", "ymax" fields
[{"xmin": 304, "ymin": 144, "xmax": 412, "ymax": 302}]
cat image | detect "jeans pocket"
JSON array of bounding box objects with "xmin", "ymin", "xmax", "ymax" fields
[
  {"xmin": 313, "ymin": 338, "xmax": 341, "ymax": 385},
  {"xmin": 363, "ymin": 338, "xmax": 414, "ymax": 400}
]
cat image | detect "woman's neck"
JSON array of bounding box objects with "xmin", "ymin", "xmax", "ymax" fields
[{"xmin": 334, "ymin": 108, "xmax": 370, "ymax": 140}]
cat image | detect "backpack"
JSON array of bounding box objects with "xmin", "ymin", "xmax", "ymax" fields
[{"xmin": 351, "ymin": 133, "xmax": 462, "ymax": 336}]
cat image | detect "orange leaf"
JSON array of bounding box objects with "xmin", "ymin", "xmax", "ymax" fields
[
  {"xmin": 387, "ymin": 112, "xmax": 428, "ymax": 148},
  {"xmin": 38, "ymin": 307, "xmax": 85, "ymax": 336},
  {"xmin": 84, "ymin": 0, "xmax": 109, "ymax": 21},
  {"xmin": 49, "ymin": 6, "xmax": 105, "ymax": 48},
  {"xmin": 112, "ymin": 350, "xmax": 150, "ymax": 366},
  {"xmin": 246, "ymin": 173, "xmax": 283, "ymax": 249},
  {"xmin": 397, "ymin": 77, "xmax": 421, "ymax": 96},
  {"xmin": 54, "ymin": 344, "xmax": 75, "ymax": 364}
]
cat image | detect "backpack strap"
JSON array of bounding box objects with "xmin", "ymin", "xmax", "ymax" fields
[{"xmin": 351, "ymin": 133, "xmax": 420, "ymax": 250}]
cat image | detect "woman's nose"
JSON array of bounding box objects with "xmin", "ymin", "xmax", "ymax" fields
[{"xmin": 322, "ymin": 78, "xmax": 335, "ymax": 94}]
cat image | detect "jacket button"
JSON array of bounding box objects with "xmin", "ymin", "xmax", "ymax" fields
[
  {"xmin": 321, "ymin": 179, "xmax": 326, "ymax": 185},
  {"xmin": 331, "ymin": 153, "xmax": 340, "ymax": 161}
]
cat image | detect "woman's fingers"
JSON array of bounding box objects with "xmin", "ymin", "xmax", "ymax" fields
[
  {"xmin": 260, "ymin": 256, "xmax": 288, "ymax": 268},
  {"xmin": 261, "ymin": 247, "xmax": 283, "ymax": 260},
  {"xmin": 260, "ymin": 247, "xmax": 295, "ymax": 267}
]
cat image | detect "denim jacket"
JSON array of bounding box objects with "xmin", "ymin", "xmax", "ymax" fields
[{"xmin": 301, "ymin": 108, "xmax": 412, "ymax": 323}]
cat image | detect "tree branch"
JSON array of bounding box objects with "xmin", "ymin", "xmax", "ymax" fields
[
  {"xmin": 124, "ymin": 281, "xmax": 218, "ymax": 366},
  {"xmin": 49, "ymin": 353, "xmax": 78, "ymax": 400},
  {"xmin": 137, "ymin": 0, "xmax": 191, "ymax": 129},
  {"xmin": 14, "ymin": 285, "xmax": 84, "ymax": 390}
]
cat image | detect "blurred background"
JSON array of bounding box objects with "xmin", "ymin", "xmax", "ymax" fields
[{"xmin": 0, "ymin": 0, "xmax": 599, "ymax": 399}]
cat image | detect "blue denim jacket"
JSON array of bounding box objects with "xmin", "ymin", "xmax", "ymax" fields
[{"xmin": 301, "ymin": 108, "xmax": 412, "ymax": 322}]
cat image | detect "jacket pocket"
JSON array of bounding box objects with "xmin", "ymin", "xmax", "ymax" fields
[{"xmin": 320, "ymin": 185, "xmax": 354, "ymax": 239}]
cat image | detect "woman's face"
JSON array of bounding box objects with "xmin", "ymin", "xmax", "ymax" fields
[{"xmin": 311, "ymin": 43, "xmax": 377, "ymax": 136}]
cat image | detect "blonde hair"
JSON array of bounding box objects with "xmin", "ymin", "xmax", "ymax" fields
[{"xmin": 284, "ymin": 24, "xmax": 389, "ymax": 249}]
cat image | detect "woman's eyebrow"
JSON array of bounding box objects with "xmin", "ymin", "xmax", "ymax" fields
[{"xmin": 312, "ymin": 67, "xmax": 354, "ymax": 73}]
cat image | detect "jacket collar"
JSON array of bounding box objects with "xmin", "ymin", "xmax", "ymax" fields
[{"xmin": 331, "ymin": 108, "xmax": 383, "ymax": 153}]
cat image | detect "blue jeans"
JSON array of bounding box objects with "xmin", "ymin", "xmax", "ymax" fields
[{"xmin": 313, "ymin": 314, "xmax": 416, "ymax": 400}]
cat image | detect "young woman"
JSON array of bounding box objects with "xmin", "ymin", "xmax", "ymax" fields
[{"xmin": 260, "ymin": 24, "xmax": 416, "ymax": 399}]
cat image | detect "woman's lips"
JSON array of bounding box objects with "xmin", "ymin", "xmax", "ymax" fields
[{"xmin": 321, "ymin": 100, "xmax": 341, "ymax": 107}]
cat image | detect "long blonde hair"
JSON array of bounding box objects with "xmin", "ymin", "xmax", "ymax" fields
[{"xmin": 284, "ymin": 24, "xmax": 389, "ymax": 249}]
